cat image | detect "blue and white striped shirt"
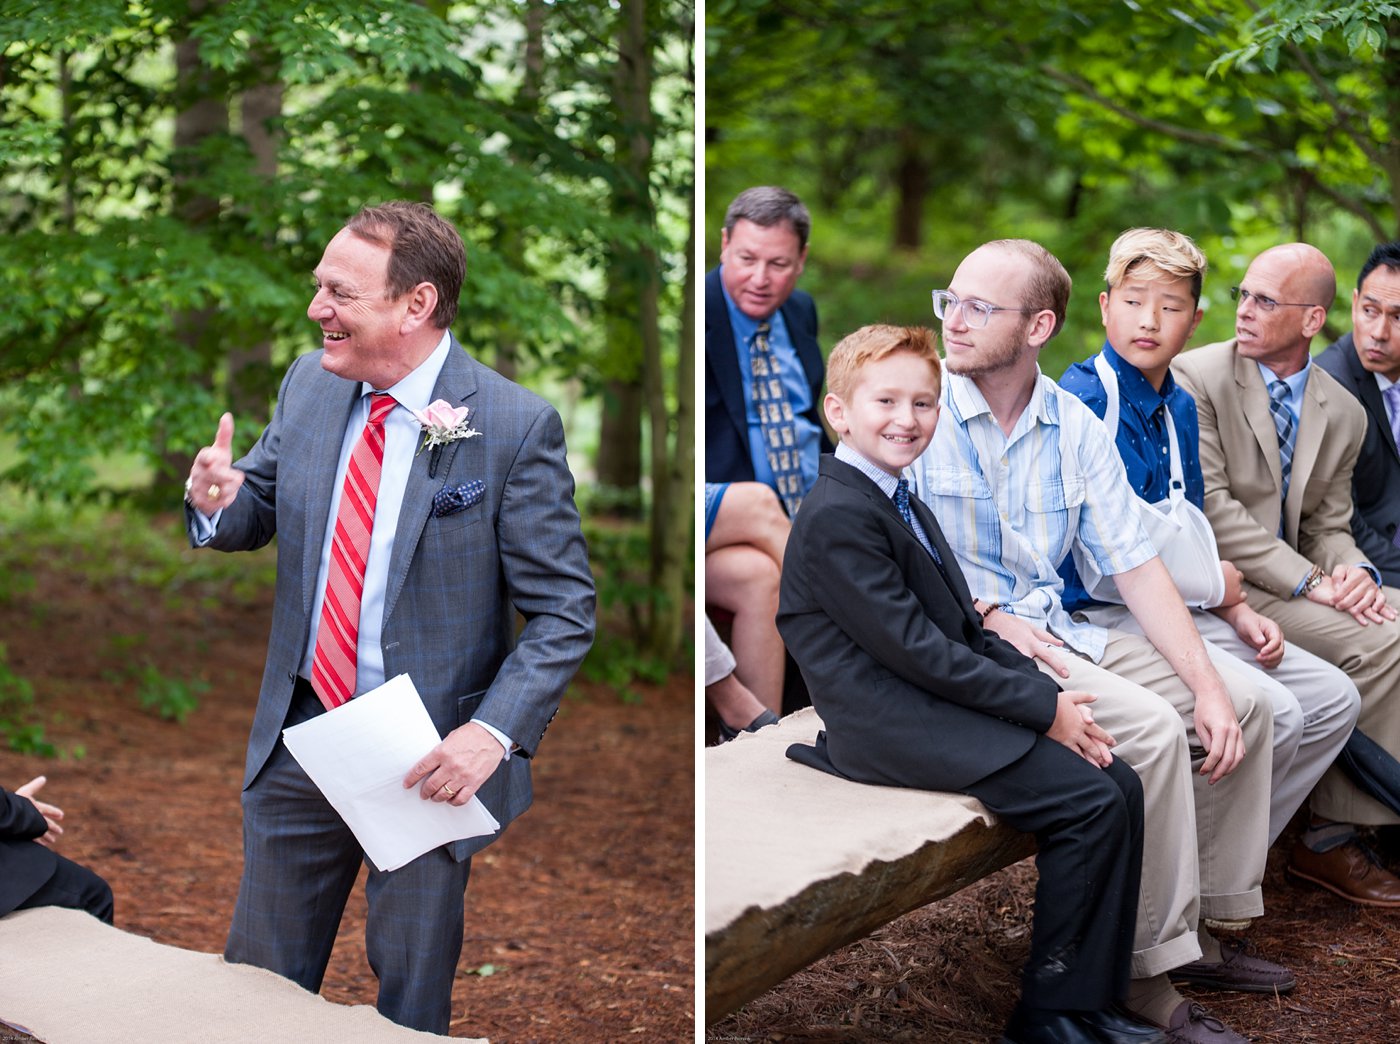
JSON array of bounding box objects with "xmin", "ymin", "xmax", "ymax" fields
[{"xmin": 908, "ymin": 370, "xmax": 1155, "ymax": 661}]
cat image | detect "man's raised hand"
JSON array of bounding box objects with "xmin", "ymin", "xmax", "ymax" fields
[{"xmin": 187, "ymin": 412, "xmax": 245, "ymax": 513}]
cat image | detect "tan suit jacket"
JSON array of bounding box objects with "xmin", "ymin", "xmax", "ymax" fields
[{"xmin": 1172, "ymin": 339, "xmax": 1369, "ymax": 597}]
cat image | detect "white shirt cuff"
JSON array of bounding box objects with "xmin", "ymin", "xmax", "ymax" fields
[{"xmin": 471, "ymin": 718, "xmax": 515, "ymax": 760}]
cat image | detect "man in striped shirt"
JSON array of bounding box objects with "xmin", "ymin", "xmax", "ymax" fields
[{"xmin": 910, "ymin": 239, "xmax": 1283, "ymax": 1044}]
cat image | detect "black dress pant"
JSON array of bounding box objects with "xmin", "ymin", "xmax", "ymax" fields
[
  {"xmin": 964, "ymin": 736, "xmax": 1143, "ymax": 1011},
  {"xmin": 17, "ymin": 852, "xmax": 115, "ymax": 924}
]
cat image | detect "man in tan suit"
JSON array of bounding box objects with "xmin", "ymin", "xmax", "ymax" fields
[{"xmin": 1174, "ymin": 242, "xmax": 1400, "ymax": 907}]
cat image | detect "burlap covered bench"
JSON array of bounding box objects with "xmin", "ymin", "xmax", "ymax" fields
[
  {"xmin": 705, "ymin": 706, "xmax": 1035, "ymax": 1023},
  {"xmin": 0, "ymin": 906, "xmax": 486, "ymax": 1043}
]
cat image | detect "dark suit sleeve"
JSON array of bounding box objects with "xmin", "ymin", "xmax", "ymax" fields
[
  {"xmin": 478, "ymin": 403, "xmax": 596, "ymax": 755},
  {"xmin": 794, "ymin": 498, "xmax": 1058, "ymax": 733},
  {"xmin": 1315, "ymin": 345, "xmax": 1400, "ymax": 580},
  {"xmin": 1349, "ymin": 495, "xmax": 1400, "ymax": 580},
  {"xmin": 0, "ymin": 787, "xmax": 47, "ymax": 841}
]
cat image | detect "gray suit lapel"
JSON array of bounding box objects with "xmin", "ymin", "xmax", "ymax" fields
[
  {"xmin": 302, "ymin": 377, "xmax": 363, "ymax": 617},
  {"xmin": 382, "ymin": 337, "xmax": 481, "ymax": 624}
]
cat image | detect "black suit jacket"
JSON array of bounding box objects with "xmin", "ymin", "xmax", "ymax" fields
[
  {"xmin": 704, "ymin": 266, "xmax": 833, "ymax": 487},
  {"xmin": 1, "ymin": 787, "xmax": 57, "ymax": 916},
  {"xmin": 777, "ymin": 456, "xmax": 1060, "ymax": 791},
  {"xmin": 1316, "ymin": 335, "xmax": 1400, "ymax": 585}
]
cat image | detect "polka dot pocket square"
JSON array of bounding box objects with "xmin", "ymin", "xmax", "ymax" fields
[{"xmin": 432, "ymin": 480, "xmax": 485, "ymax": 518}]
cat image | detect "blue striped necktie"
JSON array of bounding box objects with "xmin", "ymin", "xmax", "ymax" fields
[
  {"xmin": 1268, "ymin": 379, "xmax": 1296, "ymax": 507},
  {"xmin": 894, "ymin": 478, "xmax": 945, "ymax": 568}
]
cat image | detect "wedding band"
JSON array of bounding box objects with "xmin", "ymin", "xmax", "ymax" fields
[
  {"xmin": 441, "ymin": 784, "xmax": 456, "ymax": 798},
  {"xmin": 207, "ymin": 483, "xmax": 221, "ymax": 500}
]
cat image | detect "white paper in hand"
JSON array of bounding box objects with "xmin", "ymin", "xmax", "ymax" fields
[{"xmin": 282, "ymin": 673, "xmax": 500, "ymax": 871}]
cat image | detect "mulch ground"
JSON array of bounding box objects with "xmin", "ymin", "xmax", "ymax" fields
[
  {"xmin": 0, "ymin": 527, "xmax": 694, "ymax": 1043},
  {"xmin": 709, "ymin": 826, "xmax": 1400, "ymax": 1042}
]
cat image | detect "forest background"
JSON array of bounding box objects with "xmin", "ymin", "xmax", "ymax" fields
[
  {"xmin": 0, "ymin": 0, "xmax": 698, "ymax": 751},
  {"xmin": 705, "ymin": 0, "xmax": 1400, "ymax": 377},
  {"xmin": 705, "ymin": 2, "xmax": 1400, "ymax": 1040}
]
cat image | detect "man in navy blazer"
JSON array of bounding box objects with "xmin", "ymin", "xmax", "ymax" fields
[
  {"xmin": 184, "ymin": 202, "xmax": 595, "ymax": 1032},
  {"xmin": 1, "ymin": 777, "xmax": 112, "ymax": 923},
  {"xmin": 705, "ymin": 186, "xmax": 832, "ymax": 500},
  {"xmin": 1316, "ymin": 241, "xmax": 1400, "ymax": 586}
]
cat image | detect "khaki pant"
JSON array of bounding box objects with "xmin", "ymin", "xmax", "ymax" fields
[
  {"xmin": 1038, "ymin": 629, "xmax": 1273, "ymax": 979},
  {"xmin": 1088, "ymin": 603, "xmax": 1360, "ymax": 845},
  {"xmin": 1245, "ymin": 583, "xmax": 1400, "ymax": 826}
]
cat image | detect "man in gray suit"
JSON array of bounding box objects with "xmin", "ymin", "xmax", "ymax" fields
[
  {"xmin": 1316, "ymin": 241, "xmax": 1400, "ymax": 586},
  {"xmin": 184, "ymin": 201, "xmax": 595, "ymax": 1032}
]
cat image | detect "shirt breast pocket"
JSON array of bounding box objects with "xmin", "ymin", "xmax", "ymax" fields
[
  {"xmin": 1023, "ymin": 476, "xmax": 1086, "ymax": 530},
  {"xmin": 921, "ymin": 464, "xmax": 993, "ymax": 502}
]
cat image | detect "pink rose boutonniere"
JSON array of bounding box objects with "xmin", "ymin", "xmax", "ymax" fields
[{"xmin": 412, "ymin": 399, "xmax": 480, "ymax": 455}]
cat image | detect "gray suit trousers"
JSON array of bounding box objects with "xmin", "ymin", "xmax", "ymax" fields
[{"xmin": 225, "ymin": 692, "xmax": 472, "ymax": 1035}]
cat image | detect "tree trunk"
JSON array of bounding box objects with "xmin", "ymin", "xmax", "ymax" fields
[
  {"xmin": 1385, "ymin": 15, "xmax": 1400, "ymax": 237},
  {"xmin": 892, "ymin": 126, "xmax": 926, "ymax": 250},
  {"xmin": 595, "ymin": 0, "xmax": 653, "ymax": 505},
  {"xmin": 493, "ymin": 0, "xmax": 546, "ymax": 381},
  {"xmin": 228, "ymin": 50, "xmax": 283, "ymax": 424},
  {"xmin": 164, "ymin": 0, "xmax": 229, "ymax": 484},
  {"xmin": 647, "ymin": 190, "xmax": 695, "ymax": 661}
]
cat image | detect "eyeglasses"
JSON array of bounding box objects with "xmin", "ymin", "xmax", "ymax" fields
[
  {"xmin": 931, "ymin": 289, "xmax": 1035, "ymax": 330},
  {"xmin": 1230, "ymin": 286, "xmax": 1318, "ymax": 313}
]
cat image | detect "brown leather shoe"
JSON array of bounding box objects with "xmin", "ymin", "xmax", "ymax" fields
[
  {"xmin": 1161, "ymin": 1002, "xmax": 1247, "ymax": 1044},
  {"xmin": 1168, "ymin": 937, "xmax": 1295, "ymax": 993},
  {"xmin": 1287, "ymin": 838, "xmax": 1400, "ymax": 907}
]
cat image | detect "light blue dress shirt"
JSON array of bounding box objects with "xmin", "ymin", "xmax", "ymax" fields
[{"xmin": 909, "ymin": 370, "xmax": 1156, "ymax": 661}]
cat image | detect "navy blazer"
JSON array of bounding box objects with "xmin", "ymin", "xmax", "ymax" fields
[
  {"xmin": 193, "ymin": 337, "xmax": 596, "ymax": 860},
  {"xmin": 704, "ymin": 266, "xmax": 833, "ymax": 487},
  {"xmin": 1316, "ymin": 334, "xmax": 1400, "ymax": 585},
  {"xmin": 778, "ymin": 456, "xmax": 1059, "ymax": 791},
  {"xmin": 1, "ymin": 787, "xmax": 56, "ymax": 916}
]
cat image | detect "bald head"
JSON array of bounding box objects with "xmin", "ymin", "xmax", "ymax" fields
[
  {"xmin": 1233, "ymin": 243, "xmax": 1335, "ymax": 376},
  {"xmin": 1252, "ymin": 243, "xmax": 1336, "ymax": 309}
]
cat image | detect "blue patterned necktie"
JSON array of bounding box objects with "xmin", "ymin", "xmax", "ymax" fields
[
  {"xmin": 894, "ymin": 478, "xmax": 945, "ymax": 568},
  {"xmin": 750, "ymin": 321, "xmax": 804, "ymax": 516},
  {"xmin": 1268, "ymin": 379, "xmax": 1296, "ymax": 508},
  {"xmin": 1383, "ymin": 383, "xmax": 1400, "ymax": 457}
]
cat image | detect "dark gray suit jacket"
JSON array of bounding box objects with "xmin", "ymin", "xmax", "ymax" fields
[
  {"xmin": 196, "ymin": 337, "xmax": 596, "ymax": 859},
  {"xmin": 1316, "ymin": 334, "xmax": 1400, "ymax": 585}
]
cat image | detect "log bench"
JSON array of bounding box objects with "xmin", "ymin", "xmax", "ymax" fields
[
  {"xmin": 0, "ymin": 906, "xmax": 486, "ymax": 1043},
  {"xmin": 705, "ymin": 707, "xmax": 1035, "ymax": 1023}
]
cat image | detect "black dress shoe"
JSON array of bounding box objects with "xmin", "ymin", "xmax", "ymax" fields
[
  {"xmin": 1078, "ymin": 1007, "xmax": 1168, "ymax": 1043},
  {"xmin": 999, "ymin": 1007, "xmax": 1100, "ymax": 1044},
  {"xmin": 715, "ymin": 708, "xmax": 779, "ymax": 742}
]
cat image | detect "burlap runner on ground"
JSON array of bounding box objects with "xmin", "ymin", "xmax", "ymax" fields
[{"xmin": 0, "ymin": 906, "xmax": 485, "ymax": 1043}]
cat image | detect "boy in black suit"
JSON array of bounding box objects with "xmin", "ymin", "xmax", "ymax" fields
[
  {"xmin": 778, "ymin": 324, "xmax": 1156, "ymax": 1044},
  {"xmin": 1, "ymin": 776, "xmax": 113, "ymax": 923}
]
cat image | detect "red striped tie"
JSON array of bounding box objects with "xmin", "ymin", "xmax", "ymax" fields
[{"xmin": 311, "ymin": 393, "xmax": 397, "ymax": 710}]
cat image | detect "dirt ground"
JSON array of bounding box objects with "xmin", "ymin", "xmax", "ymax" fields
[
  {"xmin": 0, "ymin": 530, "xmax": 694, "ymax": 1043},
  {"xmin": 710, "ymin": 824, "xmax": 1400, "ymax": 1043}
]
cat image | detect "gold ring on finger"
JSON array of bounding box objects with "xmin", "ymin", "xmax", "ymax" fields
[
  {"xmin": 442, "ymin": 784, "xmax": 456, "ymax": 798},
  {"xmin": 208, "ymin": 483, "xmax": 221, "ymax": 499}
]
